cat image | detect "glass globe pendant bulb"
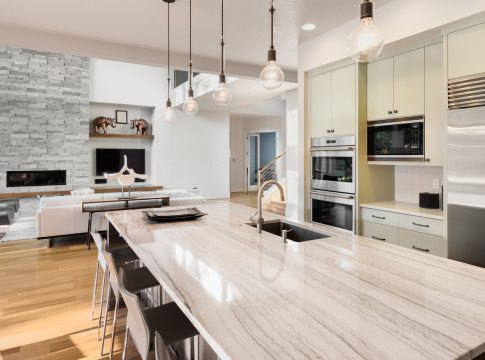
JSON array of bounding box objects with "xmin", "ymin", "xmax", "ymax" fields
[
  {"xmin": 183, "ymin": 95, "xmax": 199, "ymax": 115},
  {"xmin": 348, "ymin": 18, "xmax": 384, "ymax": 63},
  {"xmin": 260, "ymin": 60, "xmax": 284, "ymax": 90},
  {"xmin": 213, "ymin": 82, "xmax": 232, "ymax": 106},
  {"xmin": 164, "ymin": 106, "xmax": 175, "ymax": 121}
]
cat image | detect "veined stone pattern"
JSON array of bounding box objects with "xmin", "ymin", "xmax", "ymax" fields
[{"xmin": 0, "ymin": 46, "xmax": 90, "ymax": 193}]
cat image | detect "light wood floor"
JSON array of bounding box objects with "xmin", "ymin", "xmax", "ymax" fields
[
  {"xmin": 0, "ymin": 239, "xmax": 130, "ymax": 359},
  {"xmin": 229, "ymin": 192, "xmax": 258, "ymax": 209}
]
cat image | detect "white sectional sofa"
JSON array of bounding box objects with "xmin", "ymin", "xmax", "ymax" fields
[{"xmin": 36, "ymin": 189, "xmax": 205, "ymax": 238}]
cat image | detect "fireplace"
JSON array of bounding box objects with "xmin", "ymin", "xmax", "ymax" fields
[{"xmin": 6, "ymin": 170, "xmax": 67, "ymax": 187}]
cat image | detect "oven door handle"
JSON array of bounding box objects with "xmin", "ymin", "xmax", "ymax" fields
[
  {"xmin": 311, "ymin": 191, "xmax": 355, "ymax": 200},
  {"xmin": 311, "ymin": 146, "xmax": 355, "ymax": 152}
]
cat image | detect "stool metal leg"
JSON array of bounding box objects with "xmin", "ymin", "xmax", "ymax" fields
[
  {"xmin": 101, "ymin": 281, "xmax": 111, "ymax": 356},
  {"xmin": 97, "ymin": 269, "xmax": 107, "ymax": 340},
  {"xmin": 86, "ymin": 212, "xmax": 93, "ymax": 249},
  {"xmin": 122, "ymin": 327, "xmax": 129, "ymax": 360},
  {"xmin": 90, "ymin": 260, "xmax": 100, "ymax": 319},
  {"xmin": 109, "ymin": 297, "xmax": 120, "ymax": 359}
]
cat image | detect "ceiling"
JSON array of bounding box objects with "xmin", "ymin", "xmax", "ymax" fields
[{"xmin": 0, "ymin": 0, "xmax": 394, "ymax": 71}]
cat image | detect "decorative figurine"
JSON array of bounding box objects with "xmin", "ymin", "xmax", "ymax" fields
[
  {"xmin": 104, "ymin": 155, "xmax": 147, "ymax": 199},
  {"xmin": 93, "ymin": 116, "xmax": 117, "ymax": 134},
  {"xmin": 130, "ymin": 119, "xmax": 150, "ymax": 135}
]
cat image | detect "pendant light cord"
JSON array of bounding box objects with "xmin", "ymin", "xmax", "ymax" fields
[
  {"xmin": 167, "ymin": 1, "xmax": 171, "ymax": 105},
  {"xmin": 220, "ymin": 0, "xmax": 225, "ymax": 78},
  {"xmin": 188, "ymin": 0, "xmax": 193, "ymax": 93},
  {"xmin": 270, "ymin": 0, "xmax": 275, "ymax": 50}
]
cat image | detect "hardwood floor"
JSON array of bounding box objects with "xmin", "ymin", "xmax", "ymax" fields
[
  {"xmin": 0, "ymin": 240, "xmax": 129, "ymax": 359},
  {"xmin": 229, "ymin": 192, "xmax": 258, "ymax": 209}
]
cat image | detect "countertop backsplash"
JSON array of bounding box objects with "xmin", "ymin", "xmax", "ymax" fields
[{"xmin": 395, "ymin": 166, "xmax": 444, "ymax": 204}]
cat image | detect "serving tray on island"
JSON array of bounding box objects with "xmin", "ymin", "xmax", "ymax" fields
[{"xmin": 143, "ymin": 207, "xmax": 207, "ymax": 222}]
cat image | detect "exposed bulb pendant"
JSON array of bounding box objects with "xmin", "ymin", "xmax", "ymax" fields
[
  {"xmin": 183, "ymin": 0, "xmax": 199, "ymax": 115},
  {"xmin": 260, "ymin": 0, "xmax": 284, "ymax": 90},
  {"xmin": 213, "ymin": 0, "xmax": 232, "ymax": 106},
  {"xmin": 348, "ymin": 0, "xmax": 384, "ymax": 63},
  {"xmin": 164, "ymin": 0, "xmax": 175, "ymax": 121}
]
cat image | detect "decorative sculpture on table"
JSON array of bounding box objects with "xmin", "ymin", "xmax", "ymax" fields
[
  {"xmin": 104, "ymin": 155, "xmax": 147, "ymax": 199},
  {"xmin": 93, "ymin": 116, "xmax": 117, "ymax": 134},
  {"xmin": 130, "ymin": 119, "xmax": 149, "ymax": 135}
]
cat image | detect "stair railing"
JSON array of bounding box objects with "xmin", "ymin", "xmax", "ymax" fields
[{"xmin": 258, "ymin": 151, "xmax": 287, "ymax": 190}]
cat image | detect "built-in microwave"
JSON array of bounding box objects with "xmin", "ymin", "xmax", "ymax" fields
[{"xmin": 367, "ymin": 116, "xmax": 425, "ymax": 161}]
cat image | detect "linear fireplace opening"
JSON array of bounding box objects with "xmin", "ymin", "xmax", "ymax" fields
[{"xmin": 6, "ymin": 170, "xmax": 67, "ymax": 187}]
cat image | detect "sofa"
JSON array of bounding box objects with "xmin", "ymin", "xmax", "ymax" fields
[{"xmin": 36, "ymin": 189, "xmax": 205, "ymax": 238}]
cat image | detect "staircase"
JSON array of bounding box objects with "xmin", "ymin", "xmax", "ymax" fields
[{"xmin": 258, "ymin": 151, "xmax": 287, "ymax": 216}]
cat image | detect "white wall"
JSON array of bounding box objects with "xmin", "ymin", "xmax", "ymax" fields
[
  {"xmin": 230, "ymin": 115, "xmax": 286, "ymax": 193},
  {"xmin": 157, "ymin": 110, "xmax": 230, "ymax": 199},
  {"xmin": 395, "ymin": 166, "xmax": 443, "ymax": 204},
  {"xmin": 285, "ymin": 89, "xmax": 299, "ymax": 219},
  {"xmin": 90, "ymin": 58, "xmax": 231, "ymax": 199}
]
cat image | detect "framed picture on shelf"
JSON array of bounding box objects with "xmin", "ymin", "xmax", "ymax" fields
[{"xmin": 115, "ymin": 110, "xmax": 128, "ymax": 124}]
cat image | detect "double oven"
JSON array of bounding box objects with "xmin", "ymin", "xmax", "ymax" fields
[{"xmin": 310, "ymin": 136, "xmax": 356, "ymax": 233}]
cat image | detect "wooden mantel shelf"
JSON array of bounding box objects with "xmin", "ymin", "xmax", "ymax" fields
[{"xmin": 89, "ymin": 133, "xmax": 154, "ymax": 140}]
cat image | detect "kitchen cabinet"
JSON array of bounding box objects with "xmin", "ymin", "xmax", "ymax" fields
[
  {"xmin": 310, "ymin": 64, "xmax": 356, "ymax": 137},
  {"xmin": 424, "ymin": 43, "xmax": 446, "ymax": 166},
  {"xmin": 310, "ymin": 72, "xmax": 332, "ymax": 138},
  {"xmin": 367, "ymin": 49, "xmax": 424, "ymax": 121},
  {"xmin": 448, "ymin": 22, "xmax": 485, "ymax": 79},
  {"xmin": 360, "ymin": 203, "xmax": 445, "ymax": 257}
]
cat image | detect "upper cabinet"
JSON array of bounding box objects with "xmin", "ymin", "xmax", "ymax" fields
[
  {"xmin": 367, "ymin": 48, "xmax": 425, "ymax": 121},
  {"xmin": 448, "ymin": 22, "xmax": 485, "ymax": 79},
  {"xmin": 310, "ymin": 64, "xmax": 356, "ymax": 138}
]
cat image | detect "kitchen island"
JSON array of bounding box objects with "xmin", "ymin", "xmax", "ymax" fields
[{"xmin": 106, "ymin": 202, "xmax": 485, "ymax": 360}]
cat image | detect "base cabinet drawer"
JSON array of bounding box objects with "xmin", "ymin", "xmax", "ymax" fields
[
  {"xmin": 399, "ymin": 214, "xmax": 443, "ymax": 236},
  {"xmin": 398, "ymin": 229, "xmax": 445, "ymax": 257},
  {"xmin": 362, "ymin": 208, "xmax": 399, "ymax": 227},
  {"xmin": 362, "ymin": 221, "xmax": 399, "ymax": 245}
]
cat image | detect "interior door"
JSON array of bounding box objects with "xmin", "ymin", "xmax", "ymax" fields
[{"xmin": 247, "ymin": 134, "xmax": 260, "ymax": 192}]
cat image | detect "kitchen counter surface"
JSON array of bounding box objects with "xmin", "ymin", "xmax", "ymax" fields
[
  {"xmin": 361, "ymin": 200, "xmax": 444, "ymax": 220},
  {"xmin": 106, "ymin": 202, "xmax": 485, "ymax": 360}
]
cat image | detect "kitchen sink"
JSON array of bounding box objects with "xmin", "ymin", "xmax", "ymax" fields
[{"xmin": 247, "ymin": 220, "xmax": 329, "ymax": 242}]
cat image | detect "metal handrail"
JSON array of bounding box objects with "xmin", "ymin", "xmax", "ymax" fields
[{"xmin": 258, "ymin": 151, "xmax": 287, "ymax": 189}]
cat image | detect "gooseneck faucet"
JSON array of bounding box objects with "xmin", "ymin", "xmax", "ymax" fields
[{"xmin": 256, "ymin": 180, "xmax": 285, "ymax": 233}]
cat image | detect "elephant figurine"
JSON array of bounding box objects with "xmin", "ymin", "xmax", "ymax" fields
[
  {"xmin": 93, "ymin": 116, "xmax": 116, "ymax": 134},
  {"xmin": 130, "ymin": 119, "xmax": 149, "ymax": 135}
]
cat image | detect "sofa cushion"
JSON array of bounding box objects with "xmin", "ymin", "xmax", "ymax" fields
[{"xmin": 40, "ymin": 194, "xmax": 102, "ymax": 207}]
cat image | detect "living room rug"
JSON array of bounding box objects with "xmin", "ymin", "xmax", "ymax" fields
[{"xmin": 2, "ymin": 216, "xmax": 37, "ymax": 242}]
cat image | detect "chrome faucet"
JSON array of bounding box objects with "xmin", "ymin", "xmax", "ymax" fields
[{"xmin": 256, "ymin": 180, "xmax": 285, "ymax": 233}]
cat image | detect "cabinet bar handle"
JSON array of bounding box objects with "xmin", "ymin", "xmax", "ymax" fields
[
  {"xmin": 393, "ymin": 110, "xmax": 398, "ymax": 114},
  {"xmin": 372, "ymin": 236, "xmax": 386, "ymax": 241},
  {"xmin": 412, "ymin": 246, "xmax": 430, "ymax": 252},
  {"xmin": 387, "ymin": 111, "xmax": 392, "ymax": 115},
  {"xmin": 412, "ymin": 222, "xmax": 430, "ymax": 228},
  {"xmin": 372, "ymin": 215, "xmax": 386, "ymax": 220}
]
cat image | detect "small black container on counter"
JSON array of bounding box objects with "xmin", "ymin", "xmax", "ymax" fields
[{"xmin": 419, "ymin": 192, "xmax": 440, "ymax": 209}]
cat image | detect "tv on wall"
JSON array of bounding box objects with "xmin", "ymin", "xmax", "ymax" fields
[{"xmin": 96, "ymin": 148, "xmax": 145, "ymax": 176}]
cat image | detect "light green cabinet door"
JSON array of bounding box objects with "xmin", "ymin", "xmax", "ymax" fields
[
  {"xmin": 393, "ymin": 48, "xmax": 425, "ymax": 117},
  {"xmin": 367, "ymin": 57, "xmax": 394, "ymax": 121},
  {"xmin": 448, "ymin": 22, "xmax": 485, "ymax": 79},
  {"xmin": 424, "ymin": 43, "xmax": 445, "ymax": 166},
  {"xmin": 331, "ymin": 64, "xmax": 356, "ymax": 136},
  {"xmin": 310, "ymin": 72, "xmax": 332, "ymax": 138}
]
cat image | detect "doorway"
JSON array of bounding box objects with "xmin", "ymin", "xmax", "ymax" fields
[{"xmin": 246, "ymin": 131, "xmax": 277, "ymax": 191}]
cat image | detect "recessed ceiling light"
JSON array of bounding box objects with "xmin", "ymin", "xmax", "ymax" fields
[{"xmin": 301, "ymin": 23, "xmax": 316, "ymax": 31}]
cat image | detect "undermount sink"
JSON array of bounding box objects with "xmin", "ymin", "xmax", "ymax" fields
[{"xmin": 247, "ymin": 220, "xmax": 329, "ymax": 242}]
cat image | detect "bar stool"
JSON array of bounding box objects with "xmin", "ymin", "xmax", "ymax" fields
[
  {"xmin": 101, "ymin": 240, "xmax": 161, "ymax": 359},
  {"xmin": 90, "ymin": 231, "xmax": 138, "ymax": 337},
  {"xmin": 155, "ymin": 331, "xmax": 176, "ymax": 360},
  {"xmin": 119, "ymin": 268, "xmax": 199, "ymax": 360}
]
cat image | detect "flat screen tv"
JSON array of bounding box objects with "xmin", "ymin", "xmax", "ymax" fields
[{"xmin": 96, "ymin": 148, "xmax": 145, "ymax": 176}]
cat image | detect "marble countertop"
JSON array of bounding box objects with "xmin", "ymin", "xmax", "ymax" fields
[
  {"xmin": 361, "ymin": 200, "xmax": 444, "ymax": 220},
  {"xmin": 106, "ymin": 202, "xmax": 485, "ymax": 360}
]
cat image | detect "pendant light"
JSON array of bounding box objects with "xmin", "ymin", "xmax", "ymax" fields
[
  {"xmin": 347, "ymin": 0, "xmax": 384, "ymax": 63},
  {"xmin": 213, "ymin": 0, "xmax": 232, "ymax": 106},
  {"xmin": 183, "ymin": 0, "xmax": 199, "ymax": 115},
  {"xmin": 259, "ymin": 0, "xmax": 284, "ymax": 90},
  {"xmin": 163, "ymin": 0, "xmax": 175, "ymax": 121}
]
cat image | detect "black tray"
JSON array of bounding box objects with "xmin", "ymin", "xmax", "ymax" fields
[{"xmin": 144, "ymin": 207, "xmax": 207, "ymax": 222}]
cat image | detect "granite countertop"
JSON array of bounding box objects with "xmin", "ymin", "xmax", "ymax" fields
[
  {"xmin": 361, "ymin": 200, "xmax": 444, "ymax": 220},
  {"xmin": 106, "ymin": 202, "xmax": 485, "ymax": 360}
]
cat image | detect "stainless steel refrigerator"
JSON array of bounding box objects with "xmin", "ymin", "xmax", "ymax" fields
[{"xmin": 448, "ymin": 107, "xmax": 485, "ymax": 267}]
